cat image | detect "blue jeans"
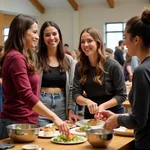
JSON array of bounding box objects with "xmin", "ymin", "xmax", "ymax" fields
[
  {"xmin": 38, "ymin": 92, "xmax": 66, "ymax": 127},
  {"xmin": 0, "ymin": 119, "xmax": 19, "ymax": 139}
]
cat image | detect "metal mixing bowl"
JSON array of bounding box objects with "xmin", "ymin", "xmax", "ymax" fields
[
  {"xmin": 7, "ymin": 124, "xmax": 40, "ymax": 143},
  {"xmin": 85, "ymin": 128, "xmax": 113, "ymax": 148}
]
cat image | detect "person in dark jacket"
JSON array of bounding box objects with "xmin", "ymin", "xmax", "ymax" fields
[
  {"xmin": 114, "ymin": 40, "xmax": 125, "ymax": 66},
  {"xmin": 95, "ymin": 8, "xmax": 150, "ymax": 150}
]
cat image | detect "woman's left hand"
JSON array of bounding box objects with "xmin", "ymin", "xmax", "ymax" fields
[{"xmin": 68, "ymin": 109, "xmax": 80, "ymax": 122}]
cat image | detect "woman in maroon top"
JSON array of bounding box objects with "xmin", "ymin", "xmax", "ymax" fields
[{"xmin": 0, "ymin": 14, "xmax": 69, "ymax": 140}]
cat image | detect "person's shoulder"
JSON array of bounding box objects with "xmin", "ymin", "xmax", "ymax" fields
[
  {"xmin": 6, "ymin": 50, "xmax": 23, "ymax": 59},
  {"xmin": 106, "ymin": 57, "xmax": 119, "ymax": 65},
  {"xmin": 105, "ymin": 57, "xmax": 121, "ymax": 71},
  {"xmin": 134, "ymin": 62, "xmax": 148, "ymax": 73},
  {"xmin": 65, "ymin": 54, "xmax": 73, "ymax": 60}
]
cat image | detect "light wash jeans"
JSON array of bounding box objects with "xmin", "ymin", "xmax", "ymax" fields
[{"xmin": 38, "ymin": 92, "xmax": 66, "ymax": 127}]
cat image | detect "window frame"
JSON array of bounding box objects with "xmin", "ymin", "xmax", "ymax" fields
[
  {"xmin": 3, "ymin": 27, "xmax": 10, "ymax": 42},
  {"xmin": 105, "ymin": 22, "xmax": 125, "ymax": 50}
]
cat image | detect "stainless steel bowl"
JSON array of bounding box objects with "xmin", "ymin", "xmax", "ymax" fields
[
  {"xmin": 85, "ymin": 128, "xmax": 113, "ymax": 148},
  {"xmin": 7, "ymin": 124, "xmax": 40, "ymax": 143}
]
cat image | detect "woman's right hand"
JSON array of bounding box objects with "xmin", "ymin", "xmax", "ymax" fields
[
  {"xmin": 86, "ymin": 99, "xmax": 98, "ymax": 114},
  {"xmin": 53, "ymin": 117, "xmax": 70, "ymax": 135}
]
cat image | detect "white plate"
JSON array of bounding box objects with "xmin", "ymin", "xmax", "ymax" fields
[
  {"xmin": 75, "ymin": 119, "xmax": 104, "ymax": 128},
  {"xmin": 38, "ymin": 131, "xmax": 60, "ymax": 138},
  {"xmin": 113, "ymin": 126, "xmax": 134, "ymax": 137},
  {"xmin": 51, "ymin": 136, "xmax": 87, "ymax": 145},
  {"xmin": 22, "ymin": 144, "xmax": 38, "ymax": 150},
  {"xmin": 70, "ymin": 127, "xmax": 86, "ymax": 136}
]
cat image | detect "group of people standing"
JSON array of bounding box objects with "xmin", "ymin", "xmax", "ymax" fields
[
  {"xmin": 0, "ymin": 8, "xmax": 150, "ymax": 150},
  {"xmin": 114, "ymin": 40, "xmax": 139, "ymax": 82}
]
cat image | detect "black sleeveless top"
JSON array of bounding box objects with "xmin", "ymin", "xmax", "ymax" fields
[{"xmin": 41, "ymin": 66, "xmax": 66, "ymax": 88}]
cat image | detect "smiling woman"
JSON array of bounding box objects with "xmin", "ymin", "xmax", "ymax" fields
[
  {"xmin": 73, "ymin": 27, "xmax": 127, "ymax": 120},
  {"xmin": 37, "ymin": 21, "xmax": 80, "ymax": 127},
  {"xmin": 0, "ymin": 14, "xmax": 70, "ymax": 140}
]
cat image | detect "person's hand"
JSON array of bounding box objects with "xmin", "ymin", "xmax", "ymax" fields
[
  {"xmin": 103, "ymin": 114, "xmax": 119, "ymax": 131},
  {"xmin": 97, "ymin": 104, "xmax": 105, "ymax": 112},
  {"xmin": 94, "ymin": 110, "xmax": 114, "ymax": 121},
  {"xmin": 86, "ymin": 99, "xmax": 98, "ymax": 114},
  {"xmin": 53, "ymin": 117, "xmax": 69, "ymax": 135},
  {"xmin": 68, "ymin": 109, "xmax": 80, "ymax": 122}
]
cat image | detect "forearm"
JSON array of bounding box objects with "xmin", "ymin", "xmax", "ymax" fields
[
  {"xmin": 76, "ymin": 95, "xmax": 90, "ymax": 106},
  {"xmin": 100, "ymin": 98, "xmax": 118, "ymax": 109},
  {"xmin": 0, "ymin": 78, "xmax": 2, "ymax": 84},
  {"xmin": 127, "ymin": 66, "xmax": 133, "ymax": 76},
  {"xmin": 32, "ymin": 101, "xmax": 58, "ymax": 122}
]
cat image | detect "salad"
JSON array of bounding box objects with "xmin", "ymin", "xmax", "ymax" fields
[
  {"xmin": 79, "ymin": 125, "xmax": 91, "ymax": 131},
  {"xmin": 53, "ymin": 134, "xmax": 85, "ymax": 143}
]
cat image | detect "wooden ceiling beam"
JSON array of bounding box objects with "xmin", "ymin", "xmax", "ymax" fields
[
  {"xmin": 29, "ymin": 0, "xmax": 45, "ymax": 13},
  {"xmin": 107, "ymin": 0, "xmax": 114, "ymax": 8},
  {"xmin": 68, "ymin": 0, "xmax": 78, "ymax": 11}
]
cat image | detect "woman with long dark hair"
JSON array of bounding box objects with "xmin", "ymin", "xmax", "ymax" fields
[
  {"xmin": 37, "ymin": 21, "xmax": 79, "ymax": 126},
  {"xmin": 0, "ymin": 15, "xmax": 69, "ymax": 139}
]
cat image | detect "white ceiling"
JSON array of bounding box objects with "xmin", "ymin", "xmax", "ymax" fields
[{"xmin": 38, "ymin": 0, "xmax": 106, "ymax": 8}]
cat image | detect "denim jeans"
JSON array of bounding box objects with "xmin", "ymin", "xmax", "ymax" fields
[
  {"xmin": 38, "ymin": 92, "xmax": 66, "ymax": 127},
  {"xmin": 0, "ymin": 119, "xmax": 19, "ymax": 140}
]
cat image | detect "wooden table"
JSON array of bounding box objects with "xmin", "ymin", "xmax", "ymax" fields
[{"xmin": 0, "ymin": 135, "xmax": 134, "ymax": 150}]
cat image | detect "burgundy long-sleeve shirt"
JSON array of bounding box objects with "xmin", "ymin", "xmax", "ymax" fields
[{"xmin": 0, "ymin": 50, "xmax": 40, "ymax": 123}]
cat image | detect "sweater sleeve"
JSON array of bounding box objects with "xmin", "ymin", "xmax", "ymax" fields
[
  {"xmin": 72, "ymin": 63, "xmax": 83, "ymax": 101},
  {"xmin": 109, "ymin": 60, "xmax": 127, "ymax": 103},
  {"xmin": 8, "ymin": 53, "xmax": 39, "ymax": 108},
  {"xmin": 66, "ymin": 55, "xmax": 76, "ymax": 110},
  {"xmin": 118, "ymin": 66, "xmax": 150, "ymax": 129}
]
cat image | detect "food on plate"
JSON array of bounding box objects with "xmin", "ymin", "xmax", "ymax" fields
[
  {"xmin": 43, "ymin": 126, "xmax": 56, "ymax": 136},
  {"xmin": 65, "ymin": 120, "xmax": 75, "ymax": 128},
  {"xmin": 16, "ymin": 127, "xmax": 22, "ymax": 130},
  {"xmin": 53, "ymin": 133, "xmax": 85, "ymax": 143},
  {"xmin": 75, "ymin": 125, "xmax": 91, "ymax": 132},
  {"xmin": 87, "ymin": 119, "xmax": 101, "ymax": 126},
  {"xmin": 113, "ymin": 127, "xmax": 134, "ymax": 136},
  {"xmin": 125, "ymin": 128, "xmax": 133, "ymax": 133}
]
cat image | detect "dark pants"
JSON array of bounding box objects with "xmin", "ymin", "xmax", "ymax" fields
[{"xmin": 0, "ymin": 119, "xmax": 19, "ymax": 140}]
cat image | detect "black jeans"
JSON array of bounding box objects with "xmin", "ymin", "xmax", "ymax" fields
[{"xmin": 0, "ymin": 119, "xmax": 19, "ymax": 140}]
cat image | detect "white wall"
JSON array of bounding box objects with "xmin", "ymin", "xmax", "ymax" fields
[
  {"xmin": 78, "ymin": 0, "xmax": 150, "ymax": 38},
  {"xmin": 39, "ymin": 7, "xmax": 74, "ymax": 51},
  {"xmin": 40, "ymin": 0, "xmax": 150, "ymax": 51},
  {"xmin": 0, "ymin": 0, "xmax": 149, "ymax": 51},
  {"xmin": 0, "ymin": 0, "xmax": 41, "ymax": 19}
]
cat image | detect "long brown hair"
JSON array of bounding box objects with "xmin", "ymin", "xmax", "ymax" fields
[
  {"xmin": 0, "ymin": 14, "xmax": 38, "ymax": 74},
  {"xmin": 78, "ymin": 27, "xmax": 106, "ymax": 85},
  {"xmin": 38, "ymin": 21, "xmax": 70, "ymax": 72}
]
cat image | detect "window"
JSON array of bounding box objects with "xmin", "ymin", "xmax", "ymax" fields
[
  {"xmin": 105, "ymin": 22, "xmax": 125, "ymax": 51},
  {"xmin": 3, "ymin": 27, "xmax": 9, "ymax": 42}
]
